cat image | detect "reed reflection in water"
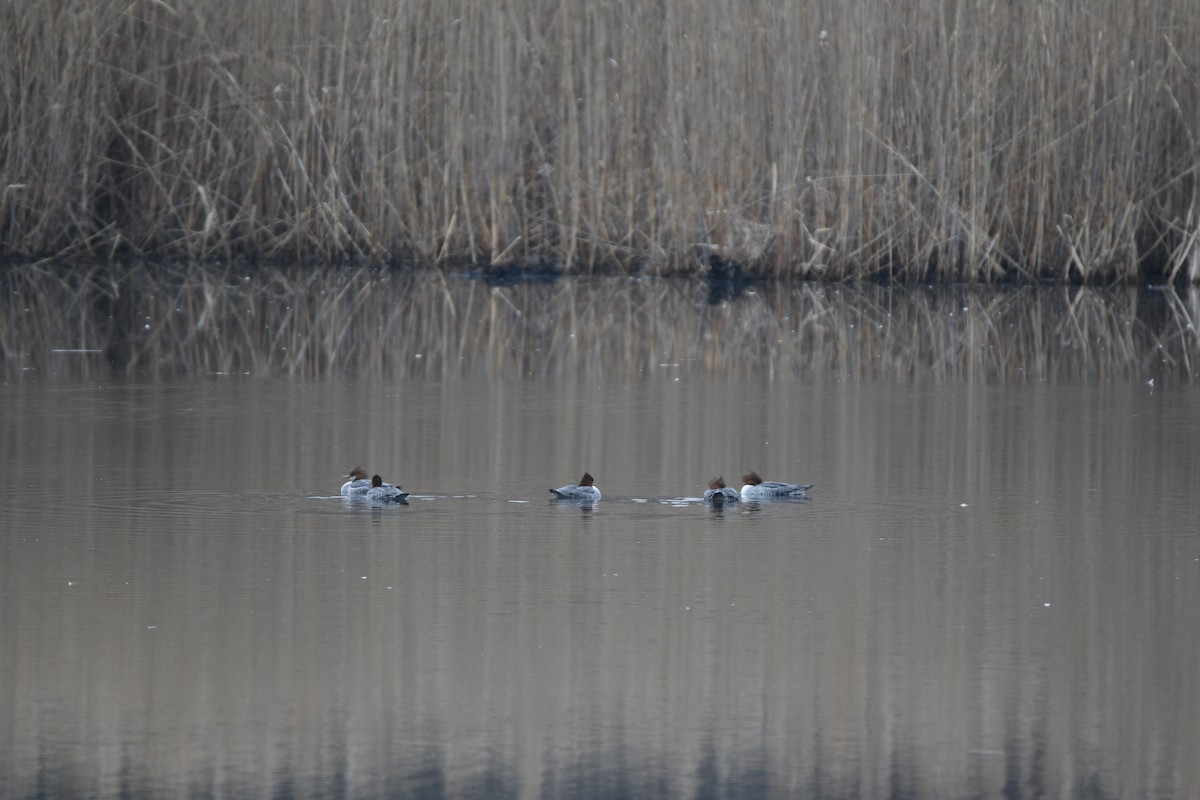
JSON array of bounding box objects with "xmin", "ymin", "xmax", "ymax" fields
[
  {"xmin": 3, "ymin": 264, "xmax": 1200, "ymax": 382},
  {"xmin": 2, "ymin": 264, "xmax": 1200, "ymax": 799}
]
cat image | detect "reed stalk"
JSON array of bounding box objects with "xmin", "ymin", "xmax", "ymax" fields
[{"xmin": 1, "ymin": 0, "xmax": 1198, "ymax": 282}]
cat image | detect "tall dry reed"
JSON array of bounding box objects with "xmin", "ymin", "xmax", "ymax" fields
[{"xmin": 1, "ymin": 0, "xmax": 1198, "ymax": 281}]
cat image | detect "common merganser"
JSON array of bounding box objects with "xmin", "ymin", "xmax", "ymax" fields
[
  {"xmin": 340, "ymin": 466, "xmax": 371, "ymax": 495},
  {"xmin": 740, "ymin": 471, "xmax": 813, "ymax": 500},
  {"xmin": 703, "ymin": 476, "xmax": 740, "ymax": 505},
  {"xmin": 366, "ymin": 474, "xmax": 409, "ymax": 502},
  {"xmin": 550, "ymin": 472, "xmax": 601, "ymax": 501}
]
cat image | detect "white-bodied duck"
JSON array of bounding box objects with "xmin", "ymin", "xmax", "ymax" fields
[
  {"xmin": 342, "ymin": 466, "xmax": 406, "ymax": 498},
  {"xmin": 739, "ymin": 471, "xmax": 813, "ymax": 500},
  {"xmin": 550, "ymin": 472, "xmax": 601, "ymax": 502},
  {"xmin": 703, "ymin": 476, "xmax": 740, "ymax": 505},
  {"xmin": 340, "ymin": 466, "xmax": 372, "ymax": 495},
  {"xmin": 366, "ymin": 474, "xmax": 409, "ymax": 502}
]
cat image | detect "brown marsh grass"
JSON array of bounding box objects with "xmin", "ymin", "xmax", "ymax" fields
[
  {"xmin": 3, "ymin": 264, "xmax": 1198, "ymax": 382},
  {"xmin": 1, "ymin": 1, "xmax": 1199, "ymax": 281}
]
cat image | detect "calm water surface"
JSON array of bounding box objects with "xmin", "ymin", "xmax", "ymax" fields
[{"xmin": 3, "ymin": 288, "xmax": 1200, "ymax": 798}]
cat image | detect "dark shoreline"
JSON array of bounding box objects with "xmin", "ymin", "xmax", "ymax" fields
[{"xmin": 2, "ymin": 253, "xmax": 1192, "ymax": 289}]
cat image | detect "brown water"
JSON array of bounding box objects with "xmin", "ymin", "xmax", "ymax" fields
[{"xmin": 2, "ymin": 280, "xmax": 1200, "ymax": 799}]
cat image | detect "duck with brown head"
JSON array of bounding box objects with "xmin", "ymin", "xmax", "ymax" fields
[
  {"xmin": 740, "ymin": 471, "xmax": 813, "ymax": 501},
  {"xmin": 366, "ymin": 474, "xmax": 409, "ymax": 503},
  {"xmin": 550, "ymin": 472, "xmax": 601, "ymax": 501},
  {"xmin": 341, "ymin": 466, "xmax": 407, "ymax": 499},
  {"xmin": 703, "ymin": 476, "xmax": 740, "ymax": 505},
  {"xmin": 340, "ymin": 466, "xmax": 371, "ymax": 495}
]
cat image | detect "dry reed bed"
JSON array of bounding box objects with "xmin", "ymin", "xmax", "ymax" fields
[
  {"xmin": 3, "ymin": 264, "xmax": 1197, "ymax": 382},
  {"xmin": 2, "ymin": 1, "xmax": 1198, "ymax": 281}
]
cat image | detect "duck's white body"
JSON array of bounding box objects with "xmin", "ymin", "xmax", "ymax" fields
[
  {"xmin": 552, "ymin": 484, "xmax": 601, "ymax": 501},
  {"xmin": 703, "ymin": 477, "xmax": 740, "ymax": 505},
  {"xmin": 341, "ymin": 467, "xmax": 407, "ymax": 501},
  {"xmin": 341, "ymin": 472, "xmax": 371, "ymax": 495},
  {"xmin": 366, "ymin": 475, "xmax": 409, "ymax": 502},
  {"xmin": 550, "ymin": 472, "xmax": 601, "ymax": 501},
  {"xmin": 739, "ymin": 471, "xmax": 812, "ymax": 500}
]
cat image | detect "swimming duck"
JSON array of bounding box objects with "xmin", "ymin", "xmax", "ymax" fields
[
  {"xmin": 703, "ymin": 476, "xmax": 740, "ymax": 505},
  {"xmin": 366, "ymin": 474, "xmax": 409, "ymax": 502},
  {"xmin": 340, "ymin": 466, "xmax": 372, "ymax": 495},
  {"xmin": 739, "ymin": 471, "xmax": 813, "ymax": 500},
  {"xmin": 550, "ymin": 472, "xmax": 601, "ymax": 501}
]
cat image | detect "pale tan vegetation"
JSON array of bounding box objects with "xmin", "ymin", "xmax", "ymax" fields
[
  {"xmin": 1, "ymin": 1, "xmax": 1199, "ymax": 281},
  {"xmin": 3, "ymin": 265, "xmax": 1197, "ymax": 380}
]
